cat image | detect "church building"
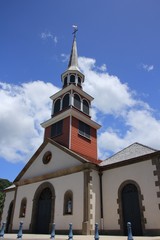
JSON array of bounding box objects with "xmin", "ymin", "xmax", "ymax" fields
[{"xmin": 2, "ymin": 31, "xmax": 160, "ymax": 236}]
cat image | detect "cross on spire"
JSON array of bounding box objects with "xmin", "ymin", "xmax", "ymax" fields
[{"xmin": 72, "ymin": 25, "xmax": 78, "ymax": 38}]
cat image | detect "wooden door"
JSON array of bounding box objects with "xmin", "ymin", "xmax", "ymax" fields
[
  {"xmin": 36, "ymin": 188, "xmax": 52, "ymax": 234},
  {"xmin": 122, "ymin": 183, "xmax": 142, "ymax": 236}
]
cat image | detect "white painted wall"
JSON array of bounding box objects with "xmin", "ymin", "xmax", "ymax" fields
[
  {"xmin": 12, "ymin": 171, "xmax": 84, "ymax": 231},
  {"xmin": 102, "ymin": 159, "xmax": 160, "ymax": 230},
  {"xmin": 53, "ymin": 171, "xmax": 84, "ymax": 230},
  {"xmin": 21, "ymin": 143, "xmax": 83, "ymax": 180},
  {"xmin": 13, "ymin": 182, "xmax": 40, "ymax": 230}
]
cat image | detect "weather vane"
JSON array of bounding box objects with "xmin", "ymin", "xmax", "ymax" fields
[{"xmin": 72, "ymin": 25, "xmax": 78, "ymax": 37}]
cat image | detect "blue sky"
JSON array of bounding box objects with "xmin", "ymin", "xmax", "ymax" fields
[{"xmin": 1, "ymin": 0, "xmax": 160, "ymax": 181}]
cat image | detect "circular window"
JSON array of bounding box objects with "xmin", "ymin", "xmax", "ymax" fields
[{"xmin": 42, "ymin": 151, "xmax": 52, "ymax": 164}]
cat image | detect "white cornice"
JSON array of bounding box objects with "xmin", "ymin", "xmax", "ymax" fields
[
  {"xmin": 41, "ymin": 108, "xmax": 101, "ymax": 129},
  {"xmin": 50, "ymin": 84, "xmax": 94, "ymax": 101}
]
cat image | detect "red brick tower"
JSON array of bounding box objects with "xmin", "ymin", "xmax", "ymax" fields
[{"xmin": 41, "ymin": 30, "xmax": 101, "ymax": 163}]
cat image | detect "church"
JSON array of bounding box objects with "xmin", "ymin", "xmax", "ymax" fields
[{"xmin": 2, "ymin": 31, "xmax": 160, "ymax": 236}]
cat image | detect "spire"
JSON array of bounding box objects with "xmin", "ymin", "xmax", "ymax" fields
[
  {"xmin": 61, "ymin": 26, "xmax": 84, "ymax": 87},
  {"xmin": 67, "ymin": 26, "xmax": 80, "ymax": 71}
]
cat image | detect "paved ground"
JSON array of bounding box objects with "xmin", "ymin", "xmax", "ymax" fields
[{"xmin": 3, "ymin": 234, "xmax": 160, "ymax": 240}]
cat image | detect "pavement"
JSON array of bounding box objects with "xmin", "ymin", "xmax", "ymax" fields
[{"xmin": 3, "ymin": 234, "xmax": 160, "ymax": 240}]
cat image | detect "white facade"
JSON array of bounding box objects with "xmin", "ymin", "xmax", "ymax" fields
[
  {"xmin": 102, "ymin": 159, "xmax": 160, "ymax": 232},
  {"xmin": 1, "ymin": 29, "xmax": 160, "ymax": 236},
  {"xmin": 2, "ymin": 142, "xmax": 160, "ymax": 236}
]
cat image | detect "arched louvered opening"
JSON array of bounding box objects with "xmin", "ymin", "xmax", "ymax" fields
[
  {"xmin": 63, "ymin": 76, "xmax": 68, "ymax": 87},
  {"xmin": 62, "ymin": 94, "xmax": 70, "ymax": 109},
  {"xmin": 70, "ymin": 74, "xmax": 75, "ymax": 83},
  {"xmin": 54, "ymin": 99, "xmax": 61, "ymax": 114},
  {"xmin": 78, "ymin": 76, "xmax": 82, "ymax": 87},
  {"xmin": 83, "ymin": 99, "xmax": 89, "ymax": 115},
  {"xmin": 74, "ymin": 94, "xmax": 81, "ymax": 110}
]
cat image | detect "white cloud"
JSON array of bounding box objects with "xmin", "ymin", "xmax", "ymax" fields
[
  {"xmin": 41, "ymin": 32, "xmax": 58, "ymax": 44},
  {"xmin": 0, "ymin": 81, "xmax": 59, "ymax": 163},
  {"xmin": 98, "ymin": 109, "xmax": 160, "ymax": 159},
  {"xmin": 79, "ymin": 57, "xmax": 135, "ymax": 116},
  {"xmin": 54, "ymin": 36, "xmax": 58, "ymax": 44},
  {"xmin": 61, "ymin": 53, "xmax": 69, "ymax": 63},
  {"xmin": 141, "ymin": 63, "xmax": 154, "ymax": 72},
  {"xmin": 0, "ymin": 56, "xmax": 160, "ymax": 164},
  {"xmin": 98, "ymin": 64, "xmax": 107, "ymax": 72},
  {"xmin": 78, "ymin": 56, "xmax": 160, "ymax": 159}
]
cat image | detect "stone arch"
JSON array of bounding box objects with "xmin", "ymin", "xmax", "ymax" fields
[
  {"xmin": 5, "ymin": 200, "xmax": 14, "ymax": 233},
  {"xmin": 117, "ymin": 180, "xmax": 146, "ymax": 236},
  {"xmin": 30, "ymin": 182, "xmax": 55, "ymax": 233}
]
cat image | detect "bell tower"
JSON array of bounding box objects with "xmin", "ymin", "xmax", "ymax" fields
[{"xmin": 41, "ymin": 28, "xmax": 101, "ymax": 163}]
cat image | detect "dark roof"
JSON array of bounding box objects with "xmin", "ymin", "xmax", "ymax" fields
[{"xmin": 100, "ymin": 142, "xmax": 158, "ymax": 166}]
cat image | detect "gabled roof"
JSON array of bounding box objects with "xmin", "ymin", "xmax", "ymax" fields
[
  {"xmin": 14, "ymin": 138, "xmax": 91, "ymax": 183},
  {"xmin": 100, "ymin": 142, "xmax": 158, "ymax": 167}
]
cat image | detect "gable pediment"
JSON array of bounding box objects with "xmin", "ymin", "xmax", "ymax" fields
[{"xmin": 14, "ymin": 139, "xmax": 89, "ymax": 184}]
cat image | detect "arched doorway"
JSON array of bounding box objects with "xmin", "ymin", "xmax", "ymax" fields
[
  {"xmin": 30, "ymin": 182, "xmax": 55, "ymax": 234},
  {"xmin": 121, "ymin": 183, "xmax": 142, "ymax": 236},
  {"xmin": 36, "ymin": 188, "xmax": 52, "ymax": 233},
  {"xmin": 6, "ymin": 201, "xmax": 13, "ymax": 233}
]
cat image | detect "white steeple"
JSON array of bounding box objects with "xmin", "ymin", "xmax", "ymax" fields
[{"xmin": 61, "ymin": 26, "xmax": 84, "ymax": 88}]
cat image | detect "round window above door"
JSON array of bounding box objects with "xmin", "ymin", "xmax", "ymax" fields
[{"xmin": 42, "ymin": 151, "xmax": 52, "ymax": 164}]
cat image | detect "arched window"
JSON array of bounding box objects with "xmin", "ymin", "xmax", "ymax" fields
[
  {"xmin": 83, "ymin": 99, "xmax": 89, "ymax": 115},
  {"xmin": 64, "ymin": 76, "xmax": 68, "ymax": 87},
  {"xmin": 63, "ymin": 190, "xmax": 73, "ymax": 215},
  {"xmin": 78, "ymin": 76, "xmax": 81, "ymax": 84},
  {"xmin": 62, "ymin": 94, "xmax": 69, "ymax": 109},
  {"xmin": 74, "ymin": 94, "xmax": 81, "ymax": 110},
  {"xmin": 54, "ymin": 99, "xmax": 61, "ymax": 114},
  {"xmin": 78, "ymin": 76, "xmax": 82, "ymax": 87},
  {"xmin": 70, "ymin": 75, "xmax": 75, "ymax": 83},
  {"xmin": 19, "ymin": 198, "xmax": 27, "ymax": 218}
]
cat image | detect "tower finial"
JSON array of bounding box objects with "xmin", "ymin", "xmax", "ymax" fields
[{"xmin": 72, "ymin": 25, "xmax": 78, "ymax": 38}]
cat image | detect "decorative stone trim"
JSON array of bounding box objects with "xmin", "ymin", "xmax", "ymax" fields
[
  {"xmin": 15, "ymin": 163, "xmax": 96, "ymax": 187},
  {"xmin": 89, "ymin": 172, "xmax": 93, "ymax": 232},
  {"xmin": 83, "ymin": 170, "xmax": 90, "ymax": 234},
  {"xmin": 117, "ymin": 180, "xmax": 146, "ymax": 235},
  {"xmin": 152, "ymin": 157, "xmax": 160, "ymax": 205},
  {"xmin": 82, "ymin": 169, "xmax": 93, "ymax": 234}
]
